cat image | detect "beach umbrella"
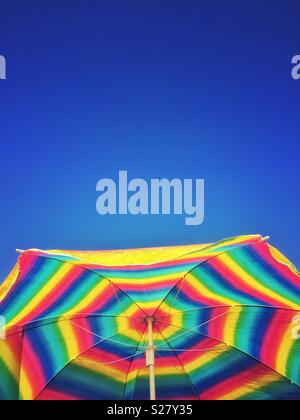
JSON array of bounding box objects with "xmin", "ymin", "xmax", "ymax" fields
[{"xmin": 0, "ymin": 234, "xmax": 299, "ymax": 400}]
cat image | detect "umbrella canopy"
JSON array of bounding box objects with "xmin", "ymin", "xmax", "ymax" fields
[{"xmin": 0, "ymin": 234, "xmax": 299, "ymax": 400}]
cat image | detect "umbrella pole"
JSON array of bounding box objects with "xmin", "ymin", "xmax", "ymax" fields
[{"xmin": 146, "ymin": 316, "xmax": 156, "ymax": 401}]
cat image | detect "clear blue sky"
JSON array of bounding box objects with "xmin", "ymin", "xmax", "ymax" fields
[{"xmin": 0, "ymin": 0, "xmax": 299, "ymax": 281}]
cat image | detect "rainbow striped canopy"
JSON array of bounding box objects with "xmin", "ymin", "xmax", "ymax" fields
[{"xmin": 0, "ymin": 235, "xmax": 299, "ymax": 400}]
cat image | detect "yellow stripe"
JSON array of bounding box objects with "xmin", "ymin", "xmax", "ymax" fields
[
  {"xmin": 185, "ymin": 346, "xmax": 230, "ymax": 374},
  {"xmin": 7, "ymin": 264, "xmax": 74, "ymax": 327},
  {"xmin": 218, "ymin": 254, "xmax": 298, "ymax": 309},
  {"xmin": 19, "ymin": 368, "xmax": 33, "ymax": 400},
  {"xmin": 127, "ymin": 366, "xmax": 184, "ymax": 381},
  {"xmin": 218, "ymin": 371, "xmax": 279, "ymax": 400},
  {"xmin": 223, "ymin": 307, "xmax": 242, "ymax": 346},
  {"xmin": 134, "ymin": 300, "xmax": 161, "ymax": 311},
  {"xmin": 116, "ymin": 317, "xmax": 142, "ymax": 342},
  {"xmin": 185, "ymin": 273, "xmax": 238, "ymax": 307},
  {"xmin": 269, "ymin": 245, "xmax": 300, "ymax": 275},
  {"xmin": 58, "ymin": 322, "xmax": 80, "ymax": 361},
  {"xmin": 110, "ymin": 272, "xmax": 187, "ymax": 285},
  {"xmin": 0, "ymin": 263, "xmax": 19, "ymax": 302},
  {"xmin": 275, "ymin": 320, "xmax": 295, "ymax": 378},
  {"xmin": 42, "ymin": 243, "xmax": 211, "ymax": 266},
  {"xmin": 73, "ymin": 356, "xmax": 126, "ymax": 383},
  {"xmin": 64, "ymin": 279, "xmax": 110, "ymax": 316},
  {"xmin": 0, "ymin": 339, "xmax": 20, "ymax": 381}
]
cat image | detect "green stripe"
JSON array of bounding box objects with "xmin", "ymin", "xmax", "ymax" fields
[
  {"xmin": 232, "ymin": 248, "xmax": 299, "ymax": 305},
  {"xmin": 0, "ymin": 359, "xmax": 19, "ymax": 400},
  {"xmin": 192, "ymin": 266, "xmax": 257, "ymax": 305},
  {"xmin": 4, "ymin": 259, "xmax": 63, "ymax": 324}
]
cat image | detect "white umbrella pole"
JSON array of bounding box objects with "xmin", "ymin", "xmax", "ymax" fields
[{"xmin": 146, "ymin": 316, "xmax": 156, "ymax": 401}]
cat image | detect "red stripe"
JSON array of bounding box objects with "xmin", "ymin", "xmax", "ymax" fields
[
  {"xmin": 37, "ymin": 388, "xmax": 80, "ymax": 400},
  {"xmin": 180, "ymin": 278, "xmax": 227, "ymax": 307},
  {"xmin": 113, "ymin": 278, "xmax": 179, "ymax": 291},
  {"xmin": 19, "ymin": 254, "xmax": 38, "ymax": 280},
  {"xmin": 82, "ymin": 347, "xmax": 132, "ymax": 373},
  {"xmin": 74, "ymin": 286, "xmax": 119, "ymax": 315},
  {"xmin": 254, "ymin": 242, "xmax": 300, "ymax": 289},
  {"xmin": 178, "ymin": 338, "xmax": 221, "ymax": 365},
  {"xmin": 260, "ymin": 310, "xmax": 293, "ymax": 369},
  {"xmin": 21, "ymin": 335, "xmax": 47, "ymax": 399},
  {"xmin": 69, "ymin": 318, "xmax": 96, "ymax": 353},
  {"xmin": 207, "ymin": 308, "xmax": 230, "ymax": 342},
  {"xmin": 200, "ymin": 363, "xmax": 273, "ymax": 400},
  {"xmin": 207, "ymin": 257, "xmax": 290, "ymax": 308},
  {"xmin": 15, "ymin": 266, "xmax": 89, "ymax": 326}
]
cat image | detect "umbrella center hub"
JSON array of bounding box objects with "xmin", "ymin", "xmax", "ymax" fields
[{"xmin": 145, "ymin": 316, "xmax": 155, "ymax": 325}]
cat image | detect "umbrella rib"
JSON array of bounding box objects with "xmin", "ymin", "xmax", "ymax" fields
[
  {"xmin": 155, "ymin": 319, "xmax": 300, "ymax": 390},
  {"xmin": 152, "ymin": 236, "xmax": 267, "ymax": 318},
  {"xmin": 108, "ymin": 280, "xmax": 132, "ymax": 321},
  {"xmin": 18, "ymin": 252, "xmax": 147, "ymax": 316},
  {"xmin": 68, "ymin": 318, "xmax": 147, "ymax": 349},
  {"xmin": 75, "ymin": 351, "xmax": 146, "ymax": 366},
  {"xmin": 14, "ymin": 238, "xmax": 264, "ymax": 329},
  {"xmin": 126, "ymin": 328, "xmax": 150, "ymax": 401},
  {"xmin": 155, "ymin": 309, "xmax": 233, "ymax": 348},
  {"xmin": 170, "ymin": 235, "xmax": 263, "ymax": 261},
  {"xmin": 4, "ymin": 313, "xmax": 133, "ymax": 338},
  {"xmin": 18, "ymin": 328, "xmax": 26, "ymax": 400},
  {"xmin": 154, "ymin": 324, "xmax": 200, "ymax": 400},
  {"xmin": 129, "ymin": 363, "xmax": 146, "ymax": 401},
  {"xmin": 170, "ymin": 305, "xmax": 300, "ymax": 315},
  {"xmin": 32, "ymin": 326, "xmax": 142, "ymax": 400},
  {"xmin": 122, "ymin": 327, "xmax": 148, "ymax": 400},
  {"xmin": 153, "ymin": 277, "xmax": 186, "ymax": 342}
]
